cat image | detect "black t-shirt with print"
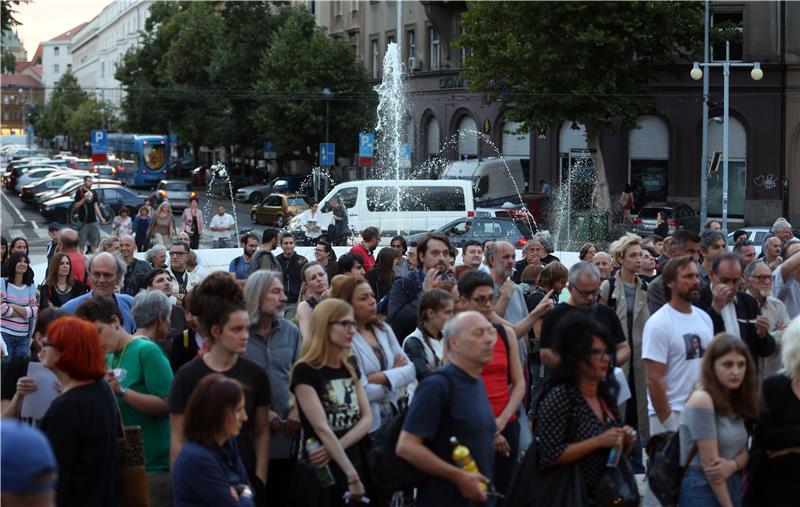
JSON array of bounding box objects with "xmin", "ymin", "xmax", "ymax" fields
[
  {"xmin": 74, "ymin": 186, "xmax": 97, "ymax": 223},
  {"xmin": 290, "ymin": 358, "xmax": 362, "ymax": 441},
  {"xmin": 168, "ymin": 356, "xmax": 271, "ymax": 474}
]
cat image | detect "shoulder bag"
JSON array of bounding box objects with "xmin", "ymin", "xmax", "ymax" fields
[
  {"xmin": 113, "ymin": 391, "xmax": 149, "ymax": 507},
  {"xmin": 591, "ymin": 398, "xmax": 640, "ymax": 507}
]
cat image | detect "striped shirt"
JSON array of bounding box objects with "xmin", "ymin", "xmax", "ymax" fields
[{"xmin": 1, "ymin": 280, "xmax": 38, "ymax": 338}]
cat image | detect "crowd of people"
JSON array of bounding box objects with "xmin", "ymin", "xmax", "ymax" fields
[{"xmin": 1, "ymin": 210, "xmax": 800, "ymax": 507}]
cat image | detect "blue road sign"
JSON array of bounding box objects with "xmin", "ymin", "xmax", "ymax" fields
[
  {"xmin": 26, "ymin": 125, "xmax": 34, "ymax": 136},
  {"xmin": 400, "ymin": 143, "xmax": 412, "ymax": 160},
  {"xmin": 320, "ymin": 143, "xmax": 335, "ymax": 166},
  {"xmin": 91, "ymin": 129, "xmax": 107, "ymax": 154},
  {"xmin": 359, "ymin": 132, "xmax": 375, "ymax": 158},
  {"xmin": 170, "ymin": 132, "xmax": 178, "ymax": 146},
  {"xmin": 264, "ymin": 141, "xmax": 276, "ymax": 160}
]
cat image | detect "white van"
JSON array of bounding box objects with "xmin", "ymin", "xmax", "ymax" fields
[
  {"xmin": 440, "ymin": 157, "xmax": 529, "ymax": 206},
  {"xmin": 312, "ymin": 179, "xmax": 475, "ymax": 236}
]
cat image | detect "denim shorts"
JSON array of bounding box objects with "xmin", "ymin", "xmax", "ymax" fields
[{"xmin": 679, "ymin": 467, "xmax": 741, "ymax": 507}]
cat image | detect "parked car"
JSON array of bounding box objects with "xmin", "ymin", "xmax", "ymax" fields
[
  {"xmin": 236, "ymin": 175, "xmax": 304, "ymax": 203},
  {"xmin": 40, "ymin": 184, "xmax": 147, "ymax": 224},
  {"xmin": 632, "ymin": 202, "xmax": 700, "ymax": 237},
  {"xmin": 251, "ymin": 193, "xmax": 311, "ymax": 227},
  {"xmin": 155, "ymin": 180, "xmax": 197, "ymax": 212},
  {"xmin": 727, "ymin": 227, "xmax": 771, "ymax": 257},
  {"xmin": 91, "ymin": 164, "xmax": 118, "ymax": 178},
  {"xmin": 19, "ymin": 172, "xmax": 87, "ymax": 204},
  {"xmin": 34, "ymin": 177, "xmax": 121, "ymax": 207},
  {"xmin": 405, "ymin": 216, "xmax": 534, "ymax": 249},
  {"xmin": 14, "ymin": 166, "xmax": 63, "ymax": 192}
]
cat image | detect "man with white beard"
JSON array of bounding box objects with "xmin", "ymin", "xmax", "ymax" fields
[{"xmin": 744, "ymin": 260, "xmax": 790, "ymax": 377}]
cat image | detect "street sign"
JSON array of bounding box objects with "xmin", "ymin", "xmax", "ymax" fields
[
  {"xmin": 359, "ymin": 132, "xmax": 375, "ymax": 158},
  {"xmin": 264, "ymin": 141, "xmax": 277, "ymax": 160},
  {"xmin": 320, "ymin": 143, "xmax": 335, "ymax": 166},
  {"xmin": 400, "ymin": 143, "xmax": 412, "ymax": 168},
  {"xmin": 169, "ymin": 132, "xmax": 178, "ymax": 146},
  {"xmin": 91, "ymin": 129, "xmax": 107, "ymax": 154}
]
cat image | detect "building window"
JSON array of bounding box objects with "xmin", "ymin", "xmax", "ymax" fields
[
  {"xmin": 66, "ymin": 64, "xmax": 71, "ymax": 70},
  {"xmin": 711, "ymin": 11, "xmax": 743, "ymax": 61},
  {"xmin": 387, "ymin": 34, "xmax": 395, "ymax": 48},
  {"xmin": 348, "ymin": 30, "xmax": 359, "ymax": 59},
  {"xmin": 336, "ymin": 0, "xmax": 342, "ymax": 17},
  {"xmin": 459, "ymin": 25, "xmax": 472, "ymax": 65},
  {"xmin": 54, "ymin": 46, "xmax": 60, "ymax": 56},
  {"xmin": 371, "ymin": 38, "xmax": 380, "ymax": 79},
  {"xmin": 407, "ymin": 29, "xmax": 416, "ymax": 61},
  {"xmin": 101, "ymin": 62, "xmax": 105, "ymax": 78},
  {"xmin": 54, "ymin": 64, "xmax": 60, "ymax": 74},
  {"xmin": 351, "ymin": 0, "xmax": 358, "ymax": 12},
  {"xmin": 429, "ymin": 27, "xmax": 440, "ymax": 71}
]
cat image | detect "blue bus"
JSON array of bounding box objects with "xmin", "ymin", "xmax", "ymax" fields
[{"xmin": 107, "ymin": 133, "xmax": 169, "ymax": 188}]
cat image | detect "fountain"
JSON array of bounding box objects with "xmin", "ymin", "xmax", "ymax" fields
[{"xmin": 204, "ymin": 161, "xmax": 241, "ymax": 243}]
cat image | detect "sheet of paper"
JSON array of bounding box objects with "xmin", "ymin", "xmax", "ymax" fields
[
  {"xmin": 20, "ymin": 362, "xmax": 60, "ymax": 419},
  {"xmin": 614, "ymin": 367, "xmax": 631, "ymax": 406}
]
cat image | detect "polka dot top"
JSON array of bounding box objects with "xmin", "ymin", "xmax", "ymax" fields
[{"xmin": 535, "ymin": 383, "xmax": 623, "ymax": 489}]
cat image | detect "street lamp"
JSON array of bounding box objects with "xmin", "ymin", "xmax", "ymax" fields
[
  {"xmin": 691, "ymin": 40, "xmax": 762, "ymax": 235},
  {"xmin": 319, "ymin": 87, "xmax": 334, "ymax": 201}
]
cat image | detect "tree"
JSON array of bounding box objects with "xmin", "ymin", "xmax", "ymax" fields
[
  {"xmin": 1, "ymin": 50, "xmax": 15, "ymax": 72},
  {"xmin": 35, "ymin": 70, "xmax": 87, "ymax": 143},
  {"xmin": 458, "ymin": 1, "xmax": 702, "ymax": 210},
  {"xmin": 252, "ymin": 5, "xmax": 375, "ymax": 164},
  {"xmin": 115, "ymin": 1, "xmax": 186, "ymax": 134},
  {"xmin": 66, "ymin": 99, "xmax": 116, "ymax": 148},
  {"xmin": 1, "ymin": 0, "xmax": 24, "ymax": 33}
]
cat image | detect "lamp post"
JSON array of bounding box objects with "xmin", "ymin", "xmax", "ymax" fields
[
  {"xmin": 691, "ymin": 40, "xmax": 763, "ymax": 234},
  {"xmin": 699, "ymin": 0, "xmax": 710, "ymax": 232},
  {"xmin": 319, "ymin": 87, "xmax": 334, "ymax": 201}
]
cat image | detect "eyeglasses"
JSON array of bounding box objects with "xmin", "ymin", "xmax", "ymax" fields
[
  {"xmin": 590, "ymin": 348, "xmax": 611, "ymax": 359},
  {"xmin": 169, "ymin": 251, "xmax": 187, "ymax": 256},
  {"xmin": 314, "ymin": 248, "xmax": 327, "ymax": 254},
  {"xmin": 330, "ymin": 320, "xmax": 357, "ymax": 331},
  {"xmin": 470, "ymin": 294, "xmax": 494, "ymax": 305},
  {"xmin": 570, "ymin": 286, "xmax": 599, "ymax": 298}
]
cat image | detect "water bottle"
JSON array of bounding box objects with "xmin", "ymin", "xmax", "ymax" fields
[
  {"xmin": 306, "ymin": 438, "xmax": 336, "ymax": 488},
  {"xmin": 450, "ymin": 436, "xmax": 487, "ymax": 493}
]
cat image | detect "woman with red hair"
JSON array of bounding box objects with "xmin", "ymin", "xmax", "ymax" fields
[{"xmin": 39, "ymin": 316, "xmax": 121, "ymax": 507}]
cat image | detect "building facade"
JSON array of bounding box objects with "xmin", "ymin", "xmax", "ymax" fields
[
  {"xmin": 312, "ymin": 0, "xmax": 798, "ymax": 226},
  {"xmin": 41, "ymin": 23, "xmax": 86, "ymax": 103},
  {"xmin": 1, "ymin": 74, "xmax": 45, "ymax": 135}
]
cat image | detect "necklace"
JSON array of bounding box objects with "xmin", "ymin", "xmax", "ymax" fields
[{"xmin": 113, "ymin": 337, "xmax": 133, "ymax": 370}]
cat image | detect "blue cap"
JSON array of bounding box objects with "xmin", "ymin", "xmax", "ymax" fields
[{"xmin": 1, "ymin": 419, "xmax": 58, "ymax": 493}]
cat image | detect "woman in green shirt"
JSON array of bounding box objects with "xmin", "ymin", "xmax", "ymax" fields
[{"xmin": 75, "ymin": 294, "xmax": 174, "ymax": 506}]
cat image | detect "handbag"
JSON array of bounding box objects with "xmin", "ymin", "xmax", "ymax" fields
[
  {"xmin": 645, "ymin": 431, "xmax": 697, "ymax": 506},
  {"xmin": 592, "ymin": 454, "xmax": 640, "ymax": 507},
  {"xmin": 505, "ymin": 436, "xmax": 589, "ymax": 507},
  {"xmin": 591, "ymin": 398, "xmax": 640, "ymax": 507},
  {"xmin": 114, "ymin": 395, "xmax": 150, "ymax": 507}
]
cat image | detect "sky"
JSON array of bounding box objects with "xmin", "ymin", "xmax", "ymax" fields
[{"xmin": 13, "ymin": 0, "xmax": 110, "ymax": 57}]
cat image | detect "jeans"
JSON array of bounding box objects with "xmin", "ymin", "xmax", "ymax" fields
[
  {"xmin": 3, "ymin": 334, "xmax": 30, "ymax": 359},
  {"xmin": 213, "ymin": 237, "xmax": 233, "ymax": 248},
  {"xmin": 679, "ymin": 467, "xmax": 741, "ymax": 507},
  {"xmin": 494, "ymin": 419, "xmax": 520, "ymax": 506}
]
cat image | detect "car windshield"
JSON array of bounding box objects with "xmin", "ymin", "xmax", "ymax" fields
[
  {"xmin": 638, "ymin": 207, "xmax": 670, "ymax": 219},
  {"xmin": 513, "ymin": 219, "xmax": 534, "ymax": 237},
  {"xmin": 163, "ymin": 182, "xmax": 189, "ymax": 191},
  {"xmin": 287, "ymin": 197, "xmax": 308, "ymax": 206}
]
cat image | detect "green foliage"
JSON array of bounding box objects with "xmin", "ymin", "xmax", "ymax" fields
[
  {"xmin": 459, "ymin": 1, "xmax": 702, "ymax": 133},
  {"xmin": 66, "ymin": 99, "xmax": 116, "ymax": 147},
  {"xmin": 252, "ymin": 5, "xmax": 375, "ymax": 162},
  {"xmin": 1, "ymin": 0, "xmax": 23, "ymax": 33},
  {"xmin": 457, "ymin": 1, "xmax": 703, "ymax": 207},
  {"xmin": 1, "ymin": 49, "xmax": 15, "ymax": 72},
  {"xmin": 35, "ymin": 70, "xmax": 87, "ymax": 141},
  {"xmin": 116, "ymin": 1, "xmax": 374, "ymax": 162}
]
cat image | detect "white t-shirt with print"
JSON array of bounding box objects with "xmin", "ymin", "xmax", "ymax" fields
[{"xmin": 642, "ymin": 303, "xmax": 714, "ymax": 416}]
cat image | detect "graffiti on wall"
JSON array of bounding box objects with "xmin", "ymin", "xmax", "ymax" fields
[{"xmin": 753, "ymin": 174, "xmax": 777, "ymax": 190}]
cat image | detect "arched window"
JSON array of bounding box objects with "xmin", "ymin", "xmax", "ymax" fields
[
  {"xmin": 707, "ymin": 117, "xmax": 746, "ymax": 216},
  {"xmin": 629, "ymin": 115, "xmax": 669, "ymax": 210},
  {"xmin": 457, "ymin": 115, "xmax": 478, "ymax": 158},
  {"xmin": 426, "ymin": 116, "xmax": 440, "ymax": 158},
  {"xmin": 502, "ymin": 121, "xmax": 531, "ymax": 157}
]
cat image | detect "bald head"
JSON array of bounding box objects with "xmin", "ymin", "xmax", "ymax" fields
[
  {"xmin": 443, "ymin": 311, "xmax": 496, "ymax": 369},
  {"xmin": 89, "ymin": 252, "xmax": 124, "ymax": 297},
  {"xmin": 592, "ymin": 251, "xmax": 613, "ymax": 279},
  {"xmin": 59, "ymin": 228, "xmax": 78, "ymax": 250},
  {"xmin": 118, "ymin": 235, "xmax": 136, "ymax": 260}
]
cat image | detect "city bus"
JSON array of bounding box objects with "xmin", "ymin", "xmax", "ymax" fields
[{"xmin": 107, "ymin": 133, "xmax": 170, "ymax": 188}]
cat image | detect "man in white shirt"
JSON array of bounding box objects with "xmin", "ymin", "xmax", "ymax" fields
[
  {"xmin": 208, "ymin": 205, "xmax": 236, "ymax": 248},
  {"xmin": 643, "ymin": 255, "xmax": 714, "ymax": 434},
  {"xmin": 774, "ymin": 239, "xmax": 800, "ymax": 319},
  {"xmin": 745, "ymin": 260, "xmax": 791, "ymax": 377}
]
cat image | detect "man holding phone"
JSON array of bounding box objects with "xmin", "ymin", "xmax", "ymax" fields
[{"xmin": 387, "ymin": 232, "xmax": 453, "ymax": 340}]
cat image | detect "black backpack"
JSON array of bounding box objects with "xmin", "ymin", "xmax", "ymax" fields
[
  {"xmin": 645, "ymin": 431, "xmax": 697, "ymax": 506},
  {"xmin": 367, "ymin": 370, "xmax": 455, "ymax": 496}
]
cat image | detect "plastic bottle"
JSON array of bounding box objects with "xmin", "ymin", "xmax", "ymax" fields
[
  {"xmin": 450, "ymin": 436, "xmax": 487, "ymax": 493},
  {"xmin": 306, "ymin": 438, "xmax": 336, "ymax": 488}
]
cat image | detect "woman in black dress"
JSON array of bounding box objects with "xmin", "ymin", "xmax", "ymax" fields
[
  {"xmin": 38, "ymin": 252, "xmax": 87, "ymax": 308},
  {"xmin": 535, "ymin": 315, "xmax": 637, "ymax": 499},
  {"xmin": 751, "ymin": 319, "xmax": 800, "ymax": 507}
]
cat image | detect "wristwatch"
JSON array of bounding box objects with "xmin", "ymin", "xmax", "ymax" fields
[{"xmin": 119, "ymin": 387, "xmax": 127, "ymax": 398}]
